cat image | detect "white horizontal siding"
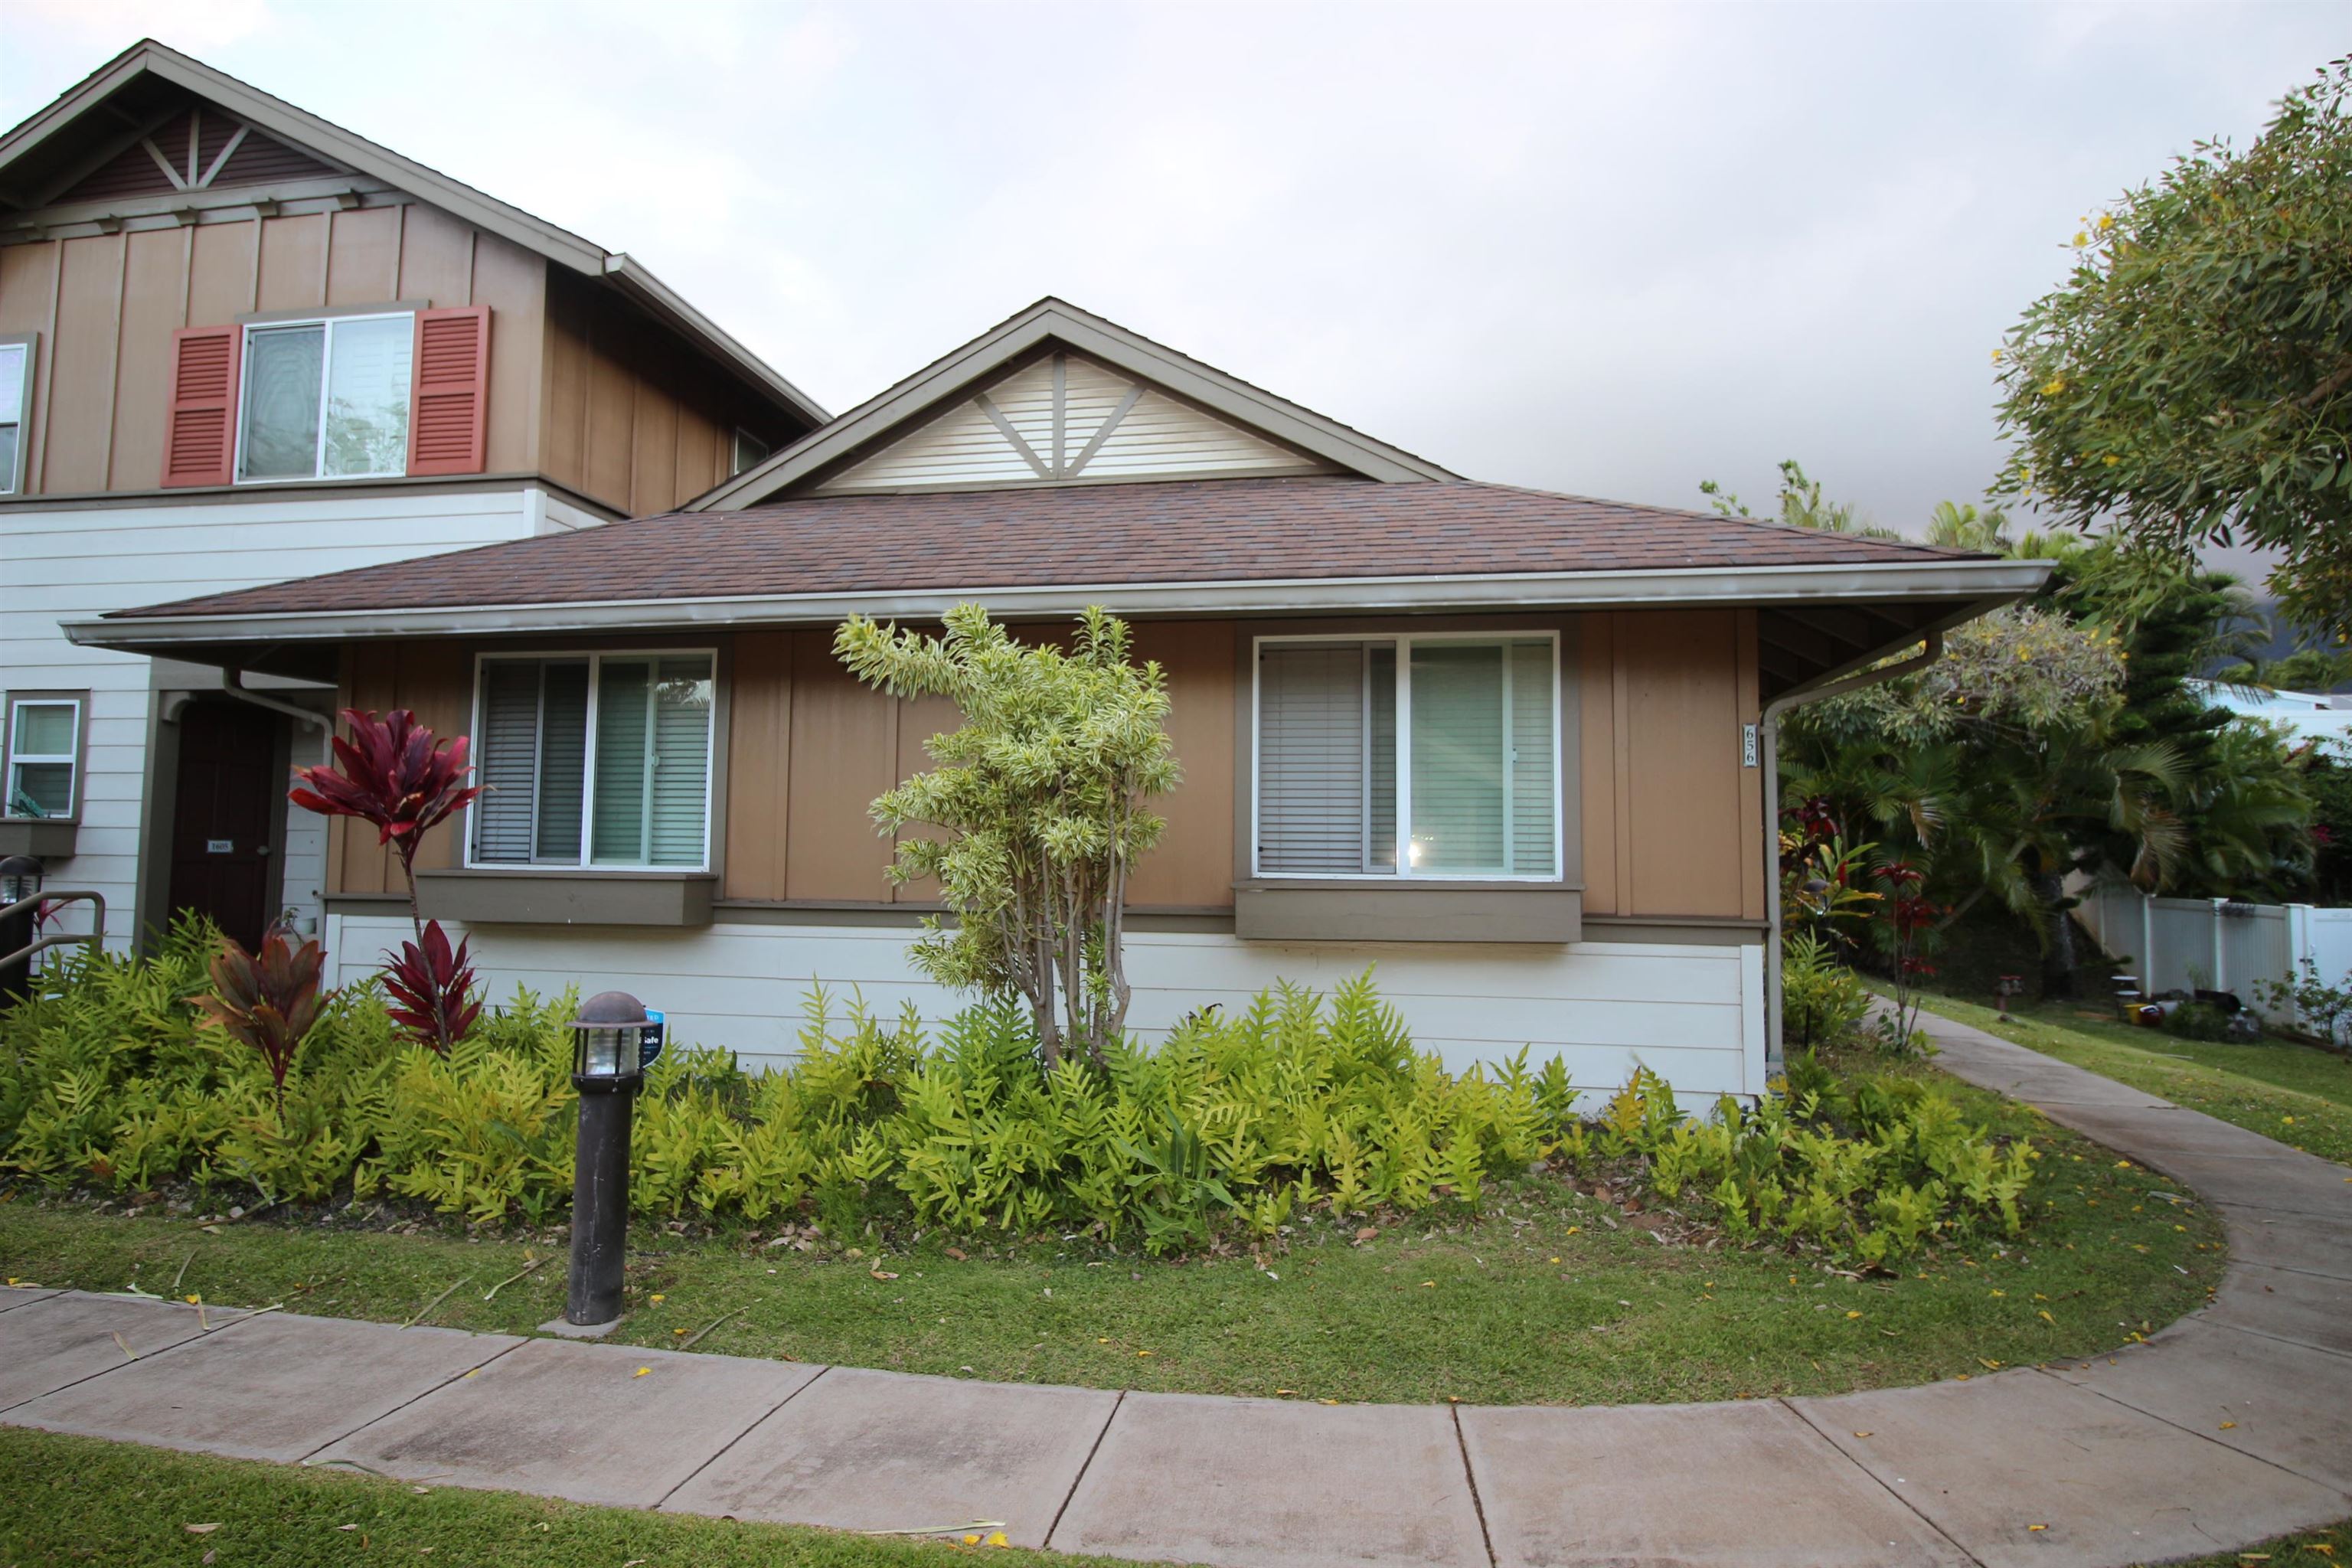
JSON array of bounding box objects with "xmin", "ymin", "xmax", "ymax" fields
[
  {"xmin": 320, "ymin": 913, "xmax": 1769, "ymax": 1102},
  {"xmin": 2, "ymin": 488, "xmax": 547, "ymax": 951},
  {"xmin": 818, "ymin": 352, "xmax": 1322, "ymax": 494}
]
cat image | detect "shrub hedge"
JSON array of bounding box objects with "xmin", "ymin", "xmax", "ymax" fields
[{"xmin": 0, "ymin": 918, "xmax": 2037, "ymax": 1263}]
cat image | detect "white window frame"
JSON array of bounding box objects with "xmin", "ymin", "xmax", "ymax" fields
[
  {"xmin": 233, "ymin": 309, "xmax": 415, "ymax": 485},
  {"xmin": 4, "ymin": 695, "xmax": 83, "ymax": 822},
  {"xmin": 464, "ymin": 648, "xmax": 718, "ymax": 873},
  {"xmin": 0, "ymin": 332, "xmax": 34, "ymax": 495},
  {"xmin": 731, "ymin": 427, "xmax": 771, "ymax": 476},
  {"xmin": 1250, "ymin": 630, "xmax": 1563, "ymax": 883}
]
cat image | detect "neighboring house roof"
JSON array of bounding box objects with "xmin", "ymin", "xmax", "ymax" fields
[
  {"xmin": 0, "ymin": 39, "xmax": 826, "ymax": 425},
  {"xmin": 84, "ymin": 475, "xmax": 2041, "ymax": 638},
  {"xmin": 694, "ymin": 297, "xmax": 1454, "ymax": 508}
]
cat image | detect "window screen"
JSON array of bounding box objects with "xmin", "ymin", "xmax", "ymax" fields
[
  {"xmin": 239, "ymin": 314, "xmax": 412, "ymax": 482},
  {"xmin": 1257, "ymin": 638, "xmax": 1554, "ymax": 878},
  {"xmin": 470, "ymin": 655, "xmax": 712, "ymax": 869}
]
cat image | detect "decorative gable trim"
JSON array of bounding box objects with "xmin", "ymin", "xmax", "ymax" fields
[
  {"xmin": 692, "ymin": 297, "xmax": 1453, "ymax": 510},
  {"xmin": 814, "ymin": 351, "xmax": 1331, "ymax": 495}
]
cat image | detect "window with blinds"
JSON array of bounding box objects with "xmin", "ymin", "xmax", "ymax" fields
[
  {"xmin": 469, "ymin": 652, "xmax": 714, "ymax": 870},
  {"xmin": 1256, "ymin": 636, "xmax": 1556, "ymax": 879}
]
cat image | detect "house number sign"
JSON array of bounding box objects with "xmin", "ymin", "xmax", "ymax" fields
[{"xmin": 206, "ymin": 839, "xmax": 234, "ymax": 854}]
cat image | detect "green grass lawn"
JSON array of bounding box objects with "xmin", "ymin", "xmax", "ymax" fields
[
  {"xmin": 1913, "ymin": 988, "xmax": 2352, "ymax": 1166},
  {"xmin": 0, "ymin": 1047, "xmax": 2225, "ymax": 1408},
  {"xmin": 0, "ymin": 1426, "xmax": 1108, "ymax": 1567}
]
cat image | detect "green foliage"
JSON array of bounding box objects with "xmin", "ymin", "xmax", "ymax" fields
[
  {"xmin": 5, "ymin": 938, "xmax": 2041, "ymax": 1268},
  {"xmin": 1698, "ymin": 459, "xmax": 1899, "ymax": 537},
  {"xmin": 1625, "ymin": 1068, "xmax": 2035, "ymax": 1267},
  {"xmin": 1992, "ymin": 57, "xmax": 2352, "ymax": 641},
  {"xmin": 833, "ymin": 604, "xmax": 1182, "ymax": 1070},
  {"xmin": 2161, "ymin": 1001, "xmax": 2236, "ymax": 1044},
  {"xmin": 1781, "ymin": 933, "xmax": 1873, "ymax": 1050}
]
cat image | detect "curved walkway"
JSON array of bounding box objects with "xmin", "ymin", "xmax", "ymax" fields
[{"xmin": 3, "ymin": 1009, "xmax": 2347, "ymax": 1568}]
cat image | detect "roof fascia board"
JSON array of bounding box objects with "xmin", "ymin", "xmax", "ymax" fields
[
  {"xmin": 71, "ymin": 559, "xmax": 2052, "ymax": 651},
  {"xmin": 691, "ymin": 300, "xmax": 1452, "ymax": 510},
  {"xmin": 132, "ymin": 50, "xmax": 608, "ymax": 273}
]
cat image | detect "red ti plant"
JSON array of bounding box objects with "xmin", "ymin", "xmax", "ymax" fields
[
  {"xmin": 1873, "ymin": 858, "xmax": 1942, "ymax": 1054},
  {"xmin": 289, "ymin": 708, "xmax": 486, "ymax": 1055},
  {"xmin": 382, "ymin": 920, "xmax": 483, "ymax": 1055},
  {"xmin": 193, "ymin": 928, "xmax": 328, "ymax": 1112}
]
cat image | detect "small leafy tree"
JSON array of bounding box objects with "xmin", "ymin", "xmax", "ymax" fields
[
  {"xmin": 289, "ymin": 709, "xmax": 485, "ymax": 1054},
  {"xmin": 1993, "ymin": 57, "xmax": 2352, "ymax": 641},
  {"xmin": 192, "ymin": 927, "xmax": 328, "ymax": 1112},
  {"xmin": 834, "ymin": 605, "xmax": 1181, "ymax": 1070}
]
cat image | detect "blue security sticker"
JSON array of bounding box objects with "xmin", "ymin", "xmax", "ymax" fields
[{"xmin": 639, "ymin": 1010, "xmax": 666, "ymax": 1069}]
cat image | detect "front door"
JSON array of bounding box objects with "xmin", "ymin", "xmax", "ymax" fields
[{"xmin": 167, "ymin": 701, "xmax": 279, "ymax": 951}]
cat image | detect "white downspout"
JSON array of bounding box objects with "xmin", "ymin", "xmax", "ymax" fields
[
  {"xmin": 224, "ymin": 669, "xmax": 331, "ymax": 731},
  {"xmin": 1759, "ymin": 631, "xmax": 1944, "ymax": 1077}
]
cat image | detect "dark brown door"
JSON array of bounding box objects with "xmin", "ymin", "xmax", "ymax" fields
[{"xmin": 167, "ymin": 701, "xmax": 279, "ymax": 951}]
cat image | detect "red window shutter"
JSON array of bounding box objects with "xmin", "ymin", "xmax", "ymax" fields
[
  {"xmin": 407, "ymin": 306, "xmax": 490, "ymax": 475},
  {"xmin": 161, "ymin": 325, "xmax": 240, "ymax": 488}
]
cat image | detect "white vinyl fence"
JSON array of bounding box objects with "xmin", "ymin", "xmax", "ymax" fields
[{"xmin": 2074, "ymin": 879, "xmax": 2352, "ymax": 1044}]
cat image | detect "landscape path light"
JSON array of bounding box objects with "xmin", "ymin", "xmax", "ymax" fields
[{"xmin": 545, "ymin": 989, "xmax": 662, "ymax": 1334}]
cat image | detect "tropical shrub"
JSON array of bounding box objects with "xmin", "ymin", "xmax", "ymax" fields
[
  {"xmin": 1625, "ymin": 1067, "xmax": 2037, "ymax": 1268},
  {"xmin": 833, "ymin": 605, "xmax": 1181, "ymax": 1070},
  {"xmin": 1781, "ymin": 933, "xmax": 1873, "ymax": 1050},
  {"xmin": 2161, "ymin": 1001, "xmax": 2235, "ymax": 1044},
  {"xmin": 289, "ymin": 707, "xmax": 484, "ymax": 1054},
  {"xmin": 2, "ymin": 930, "xmax": 2038, "ymax": 1266},
  {"xmin": 191, "ymin": 928, "xmax": 328, "ymax": 1111}
]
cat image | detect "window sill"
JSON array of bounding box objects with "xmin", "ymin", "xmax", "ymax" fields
[
  {"xmin": 0, "ymin": 818, "xmax": 77, "ymax": 860},
  {"xmin": 416, "ymin": 869, "xmax": 716, "ymax": 928},
  {"xmin": 1233, "ymin": 881, "xmax": 1579, "ymax": 944}
]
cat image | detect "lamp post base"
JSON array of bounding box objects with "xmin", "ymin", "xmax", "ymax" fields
[{"xmin": 537, "ymin": 1314, "xmax": 622, "ymax": 1340}]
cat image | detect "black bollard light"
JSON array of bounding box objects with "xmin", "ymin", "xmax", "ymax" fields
[
  {"xmin": 0, "ymin": 856, "xmax": 43, "ymax": 1005},
  {"xmin": 561, "ymin": 990, "xmax": 655, "ymax": 1329}
]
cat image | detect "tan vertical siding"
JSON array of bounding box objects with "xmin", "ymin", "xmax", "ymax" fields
[
  {"xmin": 1617, "ymin": 610, "xmax": 1746, "ymax": 918},
  {"xmin": 784, "ymin": 629, "xmax": 897, "ymax": 901},
  {"xmin": 41, "ymin": 234, "xmax": 127, "ymax": 494},
  {"xmin": 106, "ymin": 228, "xmax": 188, "ymax": 488},
  {"xmin": 629, "ymin": 352, "xmax": 680, "ymax": 515},
  {"xmin": 469, "ymin": 232, "xmax": 545, "ymax": 475},
  {"xmin": 254, "ymin": 213, "xmax": 329, "ymax": 312},
  {"xmin": 1735, "ymin": 609, "xmax": 1765, "ymax": 921},
  {"xmin": 724, "ymin": 631, "xmax": 793, "ymax": 900},
  {"xmin": 1579, "ymin": 613, "xmax": 1619, "ymax": 916},
  {"xmin": 536, "ymin": 269, "xmax": 799, "ymax": 514},
  {"xmin": 324, "ymin": 207, "xmax": 401, "ymax": 307},
  {"xmin": 185, "ymin": 220, "xmax": 257, "ymax": 323},
  {"xmin": 1130, "ymin": 622, "xmax": 1236, "ymax": 909},
  {"xmin": 395, "ymin": 203, "xmax": 474, "ymax": 308},
  {"xmin": 584, "ymin": 327, "xmax": 635, "ymax": 504}
]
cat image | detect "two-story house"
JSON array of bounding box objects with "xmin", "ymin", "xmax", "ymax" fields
[{"xmin": 0, "ymin": 41, "xmax": 824, "ymax": 954}]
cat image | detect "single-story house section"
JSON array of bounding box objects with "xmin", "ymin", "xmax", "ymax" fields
[{"xmin": 73, "ymin": 299, "xmax": 2050, "ymax": 1099}]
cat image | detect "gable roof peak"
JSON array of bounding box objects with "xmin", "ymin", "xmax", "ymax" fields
[
  {"xmin": 0, "ymin": 38, "xmax": 825, "ymax": 426},
  {"xmin": 689, "ymin": 296, "xmax": 1455, "ymax": 510}
]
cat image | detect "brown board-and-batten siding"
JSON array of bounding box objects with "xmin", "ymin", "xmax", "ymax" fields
[
  {"xmin": 0, "ymin": 207, "xmax": 546, "ymax": 495},
  {"xmin": 325, "ymin": 612, "xmax": 1759, "ymax": 926},
  {"xmin": 537, "ymin": 270, "xmax": 799, "ymax": 519},
  {"xmin": 1579, "ymin": 608, "xmax": 1765, "ymax": 926}
]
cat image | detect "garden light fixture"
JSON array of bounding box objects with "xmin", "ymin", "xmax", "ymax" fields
[
  {"xmin": 557, "ymin": 990, "xmax": 662, "ymax": 1330},
  {"xmin": 0, "ymin": 855, "xmax": 40, "ymax": 1002}
]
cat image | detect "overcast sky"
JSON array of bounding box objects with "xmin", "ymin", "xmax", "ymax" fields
[{"xmin": 5, "ymin": 1, "xmax": 2344, "ymax": 567}]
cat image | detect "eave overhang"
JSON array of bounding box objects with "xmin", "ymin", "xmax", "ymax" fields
[{"xmin": 66, "ymin": 558, "xmax": 2052, "ymax": 673}]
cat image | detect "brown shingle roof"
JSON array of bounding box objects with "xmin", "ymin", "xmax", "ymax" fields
[{"xmin": 111, "ymin": 476, "xmax": 1979, "ymax": 620}]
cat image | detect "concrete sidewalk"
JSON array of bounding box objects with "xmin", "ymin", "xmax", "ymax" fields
[{"xmin": 4, "ymin": 1011, "xmax": 2348, "ymax": 1568}]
